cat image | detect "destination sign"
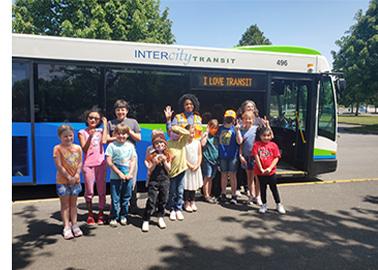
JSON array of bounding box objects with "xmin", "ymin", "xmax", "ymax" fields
[{"xmin": 191, "ymin": 73, "xmax": 267, "ymax": 91}]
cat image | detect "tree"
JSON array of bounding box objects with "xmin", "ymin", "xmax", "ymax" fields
[
  {"xmin": 12, "ymin": 0, "xmax": 175, "ymax": 44},
  {"xmin": 332, "ymin": 0, "xmax": 378, "ymax": 116},
  {"xmin": 237, "ymin": 24, "xmax": 272, "ymax": 46}
]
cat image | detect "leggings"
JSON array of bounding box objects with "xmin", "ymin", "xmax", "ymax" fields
[
  {"xmin": 258, "ymin": 174, "xmax": 281, "ymax": 204},
  {"xmin": 184, "ymin": 190, "xmax": 196, "ymax": 202},
  {"xmin": 82, "ymin": 161, "xmax": 107, "ymax": 210}
]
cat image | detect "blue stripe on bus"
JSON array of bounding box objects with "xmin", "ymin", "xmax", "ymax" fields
[{"xmin": 313, "ymin": 155, "xmax": 336, "ymax": 160}]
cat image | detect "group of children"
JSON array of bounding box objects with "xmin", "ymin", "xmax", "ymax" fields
[{"xmin": 53, "ymin": 98, "xmax": 285, "ymax": 239}]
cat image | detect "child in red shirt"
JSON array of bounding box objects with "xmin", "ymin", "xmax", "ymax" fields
[{"xmin": 252, "ymin": 126, "xmax": 286, "ymax": 214}]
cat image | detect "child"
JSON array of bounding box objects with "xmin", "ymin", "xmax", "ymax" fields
[
  {"xmin": 200, "ymin": 119, "xmax": 219, "ymax": 204},
  {"xmin": 252, "ymin": 126, "xmax": 286, "ymax": 214},
  {"xmin": 236, "ymin": 111, "xmax": 262, "ymax": 206},
  {"xmin": 53, "ymin": 125, "xmax": 83, "ymax": 240},
  {"xmin": 108, "ymin": 99, "xmax": 141, "ymax": 213},
  {"xmin": 142, "ymin": 131, "xmax": 172, "ymax": 232},
  {"xmin": 183, "ymin": 125, "xmax": 203, "ymax": 212},
  {"xmin": 218, "ymin": 110, "xmax": 240, "ymax": 204},
  {"xmin": 105, "ymin": 123, "xmax": 136, "ymax": 227},
  {"xmin": 78, "ymin": 108, "xmax": 108, "ymax": 225}
]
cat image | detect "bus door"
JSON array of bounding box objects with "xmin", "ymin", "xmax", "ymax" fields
[
  {"xmin": 12, "ymin": 61, "xmax": 34, "ymax": 184},
  {"xmin": 270, "ymin": 77, "xmax": 313, "ymax": 171}
]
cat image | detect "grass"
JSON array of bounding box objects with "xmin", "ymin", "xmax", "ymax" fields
[{"xmin": 338, "ymin": 115, "xmax": 378, "ymax": 134}]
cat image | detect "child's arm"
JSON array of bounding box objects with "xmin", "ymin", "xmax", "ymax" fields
[
  {"xmin": 73, "ymin": 147, "xmax": 83, "ymax": 184},
  {"xmin": 127, "ymin": 156, "xmax": 136, "ymax": 180},
  {"xmin": 101, "ymin": 117, "xmax": 108, "ymax": 145},
  {"xmin": 201, "ymin": 129, "xmax": 209, "ymax": 147},
  {"xmin": 162, "ymin": 155, "xmax": 171, "ymax": 172},
  {"xmin": 194, "ymin": 141, "xmax": 202, "ymax": 170},
  {"xmin": 78, "ymin": 130, "xmax": 93, "ymax": 153},
  {"xmin": 127, "ymin": 126, "xmax": 141, "ymax": 143},
  {"xmin": 106, "ymin": 155, "xmax": 127, "ymax": 180},
  {"xmin": 265, "ymin": 157, "xmax": 279, "ymax": 175},
  {"xmin": 254, "ymin": 153, "xmax": 266, "ymax": 175},
  {"xmin": 235, "ymin": 120, "xmax": 243, "ymax": 145},
  {"xmin": 239, "ymin": 144, "xmax": 247, "ymax": 167}
]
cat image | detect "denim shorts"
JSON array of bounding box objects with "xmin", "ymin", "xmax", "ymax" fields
[
  {"xmin": 219, "ymin": 158, "xmax": 239, "ymax": 173},
  {"xmin": 241, "ymin": 156, "xmax": 255, "ymax": 170},
  {"xmin": 56, "ymin": 183, "xmax": 82, "ymax": 197},
  {"xmin": 201, "ymin": 160, "xmax": 218, "ymax": 179}
]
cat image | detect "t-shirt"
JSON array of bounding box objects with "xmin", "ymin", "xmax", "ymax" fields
[
  {"xmin": 105, "ymin": 141, "xmax": 136, "ymax": 180},
  {"xmin": 78, "ymin": 128, "xmax": 104, "ymax": 167},
  {"xmin": 252, "ymin": 141, "xmax": 281, "ymax": 176},
  {"xmin": 108, "ymin": 118, "xmax": 141, "ymax": 146},
  {"xmin": 202, "ymin": 135, "xmax": 219, "ymax": 165},
  {"xmin": 240, "ymin": 126, "xmax": 258, "ymax": 158},
  {"xmin": 53, "ymin": 144, "xmax": 82, "ymax": 185},
  {"xmin": 217, "ymin": 125, "xmax": 238, "ymax": 160},
  {"xmin": 167, "ymin": 126, "xmax": 190, "ymax": 178}
]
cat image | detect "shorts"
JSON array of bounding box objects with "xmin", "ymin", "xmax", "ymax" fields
[
  {"xmin": 201, "ymin": 160, "xmax": 218, "ymax": 179},
  {"xmin": 56, "ymin": 183, "xmax": 82, "ymax": 197},
  {"xmin": 219, "ymin": 158, "xmax": 239, "ymax": 173},
  {"xmin": 241, "ymin": 156, "xmax": 255, "ymax": 170}
]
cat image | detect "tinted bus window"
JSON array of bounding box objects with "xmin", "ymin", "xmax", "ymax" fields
[
  {"xmin": 318, "ymin": 77, "xmax": 336, "ymax": 140},
  {"xmin": 105, "ymin": 67, "xmax": 190, "ymax": 122},
  {"xmin": 35, "ymin": 63, "xmax": 103, "ymax": 122},
  {"xmin": 12, "ymin": 61, "xmax": 30, "ymax": 121}
]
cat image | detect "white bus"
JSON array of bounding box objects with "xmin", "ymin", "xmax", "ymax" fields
[{"xmin": 12, "ymin": 34, "xmax": 344, "ymax": 185}]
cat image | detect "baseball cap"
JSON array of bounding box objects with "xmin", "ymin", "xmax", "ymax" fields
[{"xmin": 224, "ymin": 109, "xmax": 236, "ymax": 119}]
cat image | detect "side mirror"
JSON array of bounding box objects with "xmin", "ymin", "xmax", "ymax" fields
[{"xmin": 336, "ymin": 78, "xmax": 346, "ymax": 93}]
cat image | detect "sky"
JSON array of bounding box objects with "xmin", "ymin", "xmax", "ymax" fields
[{"xmin": 160, "ymin": 0, "xmax": 371, "ymax": 66}]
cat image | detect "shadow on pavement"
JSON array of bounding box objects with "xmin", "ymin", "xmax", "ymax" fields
[{"xmin": 149, "ymin": 195, "xmax": 378, "ymax": 270}]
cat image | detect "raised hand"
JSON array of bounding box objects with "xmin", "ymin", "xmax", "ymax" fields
[{"xmin": 164, "ymin": 105, "xmax": 174, "ymax": 121}]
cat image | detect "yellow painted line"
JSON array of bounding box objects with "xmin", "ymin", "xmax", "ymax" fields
[
  {"xmin": 279, "ymin": 177, "xmax": 378, "ymax": 187},
  {"xmin": 13, "ymin": 195, "xmax": 111, "ymax": 205}
]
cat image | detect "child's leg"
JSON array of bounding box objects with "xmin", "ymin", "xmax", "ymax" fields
[
  {"xmin": 259, "ymin": 176, "xmax": 268, "ymax": 204},
  {"xmin": 175, "ymin": 172, "xmax": 185, "ymax": 211},
  {"xmin": 202, "ymin": 177, "xmax": 211, "ymax": 197},
  {"xmin": 69, "ymin": 196, "xmax": 78, "ymax": 225},
  {"xmin": 157, "ymin": 179, "xmax": 170, "ymax": 217},
  {"xmin": 110, "ymin": 180, "xmax": 121, "ymax": 220},
  {"xmin": 82, "ymin": 166, "xmax": 95, "ymax": 213},
  {"xmin": 95, "ymin": 161, "xmax": 107, "ymax": 212},
  {"xmin": 267, "ymin": 175, "xmax": 281, "ymax": 204},
  {"xmin": 220, "ymin": 172, "xmax": 228, "ymax": 195},
  {"xmin": 59, "ymin": 196, "xmax": 70, "ymax": 228},
  {"xmin": 254, "ymin": 175, "xmax": 260, "ymax": 198},
  {"xmin": 143, "ymin": 180, "xmax": 159, "ymax": 221},
  {"xmin": 230, "ymin": 173, "xmax": 237, "ymax": 196},
  {"xmin": 120, "ymin": 179, "xmax": 133, "ymax": 219},
  {"xmin": 246, "ymin": 170, "xmax": 254, "ymax": 197},
  {"xmin": 168, "ymin": 177, "xmax": 177, "ymax": 211}
]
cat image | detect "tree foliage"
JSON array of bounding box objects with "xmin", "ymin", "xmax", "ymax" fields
[
  {"xmin": 12, "ymin": 0, "xmax": 175, "ymax": 44},
  {"xmin": 237, "ymin": 24, "xmax": 272, "ymax": 46},
  {"xmin": 332, "ymin": 0, "xmax": 378, "ymax": 114}
]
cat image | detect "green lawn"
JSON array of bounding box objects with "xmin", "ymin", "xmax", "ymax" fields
[{"xmin": 338, "ymin": 115, "xmax": 378, "ymax": 134}]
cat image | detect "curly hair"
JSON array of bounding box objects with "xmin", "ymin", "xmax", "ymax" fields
[{"xmin": 178, "ymin": 94, "xmax": 200, "ymax": 114}]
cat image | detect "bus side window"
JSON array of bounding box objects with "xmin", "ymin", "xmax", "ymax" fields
[{"xmin": 318, "ymin": 77, "xmax": 336, "ymax": 141}]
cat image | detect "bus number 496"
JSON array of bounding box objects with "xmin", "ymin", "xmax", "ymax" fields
[{"xmin": 276, "ymin": 59, "xmax": 288, "ymax": 66}]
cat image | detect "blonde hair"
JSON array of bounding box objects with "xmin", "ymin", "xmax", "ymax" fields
[
  {"xmin": 114, "ymin": 123, "xmax": 129, "ymax": 135},
  {"xmin": 242, "ymin": 111, "xmax": 255, "ymax": 119},
  {"xmin": 57, "ymin": 125, "xmax": 74, "ymax": 137}
]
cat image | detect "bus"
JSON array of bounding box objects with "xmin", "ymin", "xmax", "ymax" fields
[{"xmin": 12, "ymin": 34, "xmax": 345, "ymax": 185}]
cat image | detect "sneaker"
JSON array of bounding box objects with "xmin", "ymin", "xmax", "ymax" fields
[
  {"xmin": 86, "ymin": 214, "xmax": 95, "ymax": 225},
  {"xmin": 169, "ymin": 210, "xmax": 176, "ymax": 221},
  {"xmin": 259, "ymin": 204, "xmax": 268, "ymax": 214},
  {"xmin": 235, "ymin": 190, "xmax": 242, "ymax": 197},
  {"xmin": 120, "ymin": 217, "xmax": 127, "ymax": 226},
  {"xmin": 142, "ymin": 221, "xmax": 149, "ymax": 232},
  {"xmin": 71, "ymin": 224, "xmax": 83, "ymax": 237},
  {"xmin": 63, "ymin": 227, "xmax": 74, "ymax": 240},
  {"xmin": 191, "ymin": 202, "xmax": 197, "ymax": 212},
  {"xmin": 277, "ymin": 203, "xmax": 286, "ymax": 214},
  {"xmin": 256, "ymin": 196, "xmax": 263, "ymax": 206},
  {"xmin": 109, "ymin": 219, "xmax": 118, "ymax": 227},
  {"xmin": 176, "ymin": 210, "xmax": 184, "ymax": 221},
  {"xmin": 218, "ymin": 194, "xmax": 227, "ymax": 203},
  {"xmin": 204, "ymin": 196, "xmax": 216, "ymax": 204},
  {"xmin": 230, "ymin": 196, "xmax": 238, "ymax": 205},
  {"xmin": 97, "ymin": 212, "xmax": 105, "ymax": 225},
  {"xmin": 158, "ymin": 217, "xmax": 167, "ymax": 229},
  {"xmin": 248, "ymin": 197, "xmax": 254, "ymax": 206},
  {"xmin": 184, "ymin": 202, "xmax": 193, "ymax": 213}
]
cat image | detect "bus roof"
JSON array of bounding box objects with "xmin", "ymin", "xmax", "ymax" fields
[{"xmin": 12, "ymin": 34, "xmax": 330, "ymax": 73}]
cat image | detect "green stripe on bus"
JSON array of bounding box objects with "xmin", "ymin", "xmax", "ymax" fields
[
  {"xmin": 313, "ymin": 148, "xmax": 336, "ymax": 156},
  {"xmin": 140, "ymin": 123, "xmax": 167, "ymax": 131},
  {"xmin": 236, "ymin": 45, "xmax": 321, "ymax": 55}
]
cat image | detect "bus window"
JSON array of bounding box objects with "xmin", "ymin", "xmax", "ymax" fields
[
  {"xmin": 318, "ymin": 77, "xmax": 336, "ymax": 141},
  {"xmin": 35, "ymin": 63, "xmax": 103, "ymax": 122}
]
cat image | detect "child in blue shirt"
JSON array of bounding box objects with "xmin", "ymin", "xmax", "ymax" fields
[
  {"xmin": 218, "ymin": 110, "xmax": 240, "ymax": 204},
  {"xmin": 105, "ymin": 123, "xmax": 136, "ymax": 227}
]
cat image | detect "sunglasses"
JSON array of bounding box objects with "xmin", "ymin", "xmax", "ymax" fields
[{"xmin": 88, "ymin": 116, "xmax": 100, "ymax": 121}]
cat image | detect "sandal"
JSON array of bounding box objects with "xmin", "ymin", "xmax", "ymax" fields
[
  {"xmin": 63, "ymin": 227, "xmax": 74, "ymax": 240},
  {"xmin": 71, "ymin": 224, "xmax": 83, "ymax": 237}
]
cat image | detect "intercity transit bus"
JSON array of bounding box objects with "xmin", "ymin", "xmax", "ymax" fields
[{"xmin": 12, "ymin": 34, "xmax": 345, "ymax": 185}]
